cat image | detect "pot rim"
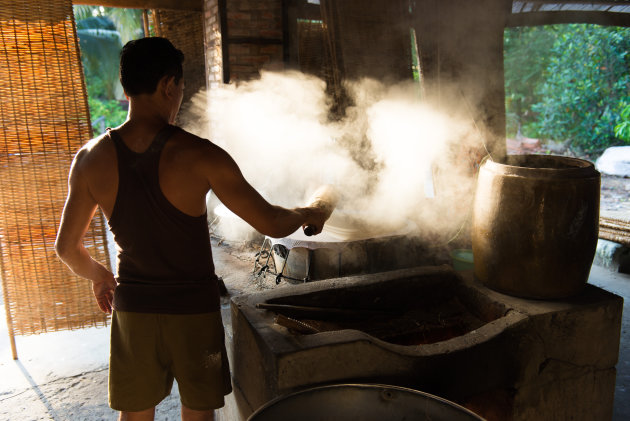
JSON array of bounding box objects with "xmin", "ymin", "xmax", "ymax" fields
[
  {"xmin": 481, "ymin": 154, "xmax": 599, "ymax": 179},
  {"xmin": 247, "ymin": 383, "xmax": 485, "ymax": 420}
]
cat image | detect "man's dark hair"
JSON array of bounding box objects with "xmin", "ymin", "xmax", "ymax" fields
[{"xmin": 120, "ymin": 37, "xmax": 184, "ymax": 96}]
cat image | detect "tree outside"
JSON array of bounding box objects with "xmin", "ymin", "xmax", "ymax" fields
[
  {"xmin": 504, "ymin": 24, "xmax": 630, "ymax": 157},
  {"xmin": 73, "ymin": 6, "xmax": 144, "ymax": 134}
]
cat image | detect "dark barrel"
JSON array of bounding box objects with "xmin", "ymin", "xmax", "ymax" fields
[
  {"xmin": 247, "ymin": 384, "xmax": 484, "ymax": 421},
  {"xmin": 472, "ymin": 154, "xmax": 600, "ymax": 299}
]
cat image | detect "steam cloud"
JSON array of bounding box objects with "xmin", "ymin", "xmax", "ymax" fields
[{"xmin": 180, "ymin": 70, "xmax": 483, "ymax": 241}]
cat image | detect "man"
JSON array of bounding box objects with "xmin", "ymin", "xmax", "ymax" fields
[{"xmin": 55, "ymin": 37, "xmax": 329, "ymax": 421}]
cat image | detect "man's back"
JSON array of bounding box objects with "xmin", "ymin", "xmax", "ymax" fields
[
  {"xmin": 104, "ymin": 124, "xmax": 219, "ymax": 314},
  {"xmin": 75, "ymin": 123, "xmax": 214, "ymax": 221}
]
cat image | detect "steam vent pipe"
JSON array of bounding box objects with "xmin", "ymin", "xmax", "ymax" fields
[{"xmin": 472, "ymin": 154, "xmax": 600, "ymax": 299}]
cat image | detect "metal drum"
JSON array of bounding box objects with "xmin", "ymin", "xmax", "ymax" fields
[
  {"xmin": 472, "ymin": 154, "xmax": 600, "ymax": 299},
  {"xmin": 247, "ymin": 384, "xmax": 484, "ymax": 421}
]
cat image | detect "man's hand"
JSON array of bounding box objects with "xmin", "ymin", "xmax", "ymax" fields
[
  {"xmin": 92, "ymin": 276, "xmax": 117, "ymax": 314},
  {"xmin": 302, "ymin": 185, "xmax": 339, "ymax": 236},
  {"xmin": 301, "ymin": 204, "xmax": 332, "ymax": 236}
]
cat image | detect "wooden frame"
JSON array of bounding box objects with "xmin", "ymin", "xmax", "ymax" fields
[
  {"xmin": 508, "ymin": 10, "xmax": 630, "ymax": 27},
  {"xmin": 73, "ymin": 0, "xmax": 202, "ymax": 11}
]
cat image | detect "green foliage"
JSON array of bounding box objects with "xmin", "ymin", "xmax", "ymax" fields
[
  {"xmin": 84, "ymin": 60, "xmax": 127, "ymax": 132},
  {"xmin": 73, "ymin": 5, "xmax": 98, "ymax": 21},
  {"xmin": 106, "ymin": 8, "xmax": 144, "ymax": 44},
  {"xmin": 504, "ymin": 24, "xmax": 630, "ymax": 155},
  {"xmin": 504, "ymin": 26, "xmax": 558, "ymax": 138},
  {"xmin": 533, "ymin": 25, "xmax": 630, "ymax": 153},
  {"xmin": 73, "ymin": 6, "xmax": 142, "ymax": 134},
  {"xmin": 75, "ymin": 15, "xmax": 116, "ymax": 31},
  {"xmin": 77, "ymin": 25, "xmax": 123, "ymax": 99},
  {"xmin": 88, "ymin": 97, "xmax": 127, "ymax": 134},
  {"xmin": 615, "ymin": 103, "xmax": 630, "ymax": 142},
  {"xmin": 74, "ymin": 6, "xmax": 143, "ymax": 44}
]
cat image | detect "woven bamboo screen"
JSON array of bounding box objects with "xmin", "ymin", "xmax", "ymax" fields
[
  {"xmin": 0, "ymin": 0, "xmax": 111, "ymax": 346},
  {"xmin": 152, "ymin": 9, "xmax": 206, "ymax": 105},
  {"xmin": 600, "ymin": 211, "xmax": 630, "ymax": 246}
]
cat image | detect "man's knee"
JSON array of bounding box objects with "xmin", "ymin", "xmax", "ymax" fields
[
  {"xmin": 181, "ymin": 404, "xmax": 215, "ymax": 421},
  {"xmin": 118, "ymin": 407, "xmax": 156, "ymax": 421}
]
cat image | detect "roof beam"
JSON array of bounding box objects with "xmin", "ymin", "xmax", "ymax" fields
[
  {"xmin": 507, "ymin": 10, "xmax": 630, "ymax": 26},
  {"xmin": 516, "ymin": 0, "xmax": 630, "ymax": 6},
  {"xmin": 73, "ymin": 0, "xmax": 202, "ymax": 11}
]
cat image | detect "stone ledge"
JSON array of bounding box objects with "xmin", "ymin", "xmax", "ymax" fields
[{"xmin": 594, "ymin": 239, "xmax": 630, "ymax": 274}]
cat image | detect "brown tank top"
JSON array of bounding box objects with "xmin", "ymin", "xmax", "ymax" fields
[{"xmin": 107, "ymin": 124, "xmax": 220, "ymax": 314}]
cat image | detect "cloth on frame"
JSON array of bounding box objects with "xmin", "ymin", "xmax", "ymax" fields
[{"xmin": 109, "ymin": 310, "xmax": 232, "ymax": 412}]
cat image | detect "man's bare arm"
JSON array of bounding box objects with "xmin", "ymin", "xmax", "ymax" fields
[
  {"xmin": 204, "ymin": 145, "xmax": 329, "ymax": 238},
  {"xmin": 55, "ymin": 150, "xmax": 116, "ymax": 314}
]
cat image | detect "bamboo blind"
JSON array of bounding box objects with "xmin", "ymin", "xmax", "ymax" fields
[
  {"xmin": 600, "ymin": 211, "xmax": 630, "ymax": 246},
  {"xmin": 0, "ymin": 0, "xmax": 111, "ymax": 346},
  {"xmin": 152, "ymin": 9, "xmax": 206, "ymax": 106}
]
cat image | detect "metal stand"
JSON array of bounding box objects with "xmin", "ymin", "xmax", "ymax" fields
[{"xmin": 253, "ymin": 237, "xmax": 312, "ymax": 285}]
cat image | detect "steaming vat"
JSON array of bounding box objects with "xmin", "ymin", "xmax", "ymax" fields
[
  {"xmin": 472, "ymin": 154, "xmax": 600, "ymax": 299},
  {"xmin": 253, "ymin": 213, "xmax": 434, "ymax": 283}
]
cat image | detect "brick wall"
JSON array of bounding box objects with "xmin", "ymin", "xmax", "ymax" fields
[
  {"xmin": 203, "ymin": 0, "xmax": 223, "ymax": 89},
  {"xmin": 203, "ymin": 0, "xmax": 284, "ymax": 85}
]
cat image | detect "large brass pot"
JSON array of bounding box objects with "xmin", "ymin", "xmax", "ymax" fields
[
  {"xmin": 472, "ymin": 154, "xmax": 600, "ymax": 299},
  {"xmin": 248, "ymin": 384, "xmax": 483, "ymax": 421}
]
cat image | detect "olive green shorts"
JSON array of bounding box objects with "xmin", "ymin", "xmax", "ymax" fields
[{"xmin": 109, "ymin": 311, "xmax": 232, "ymax": 412}]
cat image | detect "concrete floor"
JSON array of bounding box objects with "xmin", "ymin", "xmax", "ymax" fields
[{"xmin": 0, "ymin": 242, "xmax": 628, "ymax": 420}]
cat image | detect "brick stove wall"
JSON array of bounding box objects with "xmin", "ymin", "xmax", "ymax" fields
[{"xmin": 203, "ymin": 0, "xmax": 284, "ymax": 85}]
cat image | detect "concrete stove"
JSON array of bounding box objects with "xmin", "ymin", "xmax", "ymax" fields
[{"xmin": 230, "ymin": 265, "xmax": 622, "ymax": 421}]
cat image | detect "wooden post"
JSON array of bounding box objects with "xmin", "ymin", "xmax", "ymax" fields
[
  {"xmin": 142, "ymin": 9, "xmax": 150, "ymax": 37},
  {"xmin": 153, "ymin": 9, "xmax": 162, "ymax": 36},
  {"xmin": 5, "ymin": 312, "xmax": 18, "ymax": 360},
  {"xmin": 1, "ymin": 281, "xmax": 18, "ymax": 359},
  {"xmin": 412, "ymin": 0, "xmax": 509, "ymax": 161},
  {"xmin": 0, "ymin": 236, "xmax": 18, "ymax": 359}
]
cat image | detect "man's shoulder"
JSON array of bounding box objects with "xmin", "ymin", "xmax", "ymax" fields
[
  {"xmin": 169, "ymin": 128, "xmax": 234, "ymax": 172},
  {"xmin": 171, "ymin": 127, "xmax": 222, "ymax": 153},
  {"xmin": 80, "ymin": 132, "xmax": 112, "ymax": 153},
  {"xmin": 74, "ymin": 133, "xmax": 114, "ymax": 169}
]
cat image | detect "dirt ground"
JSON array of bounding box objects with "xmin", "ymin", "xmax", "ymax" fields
[
  {"xmin": 601, "ymin": 174, "xmax": 630, "ymax": 213},
  {"xmin": 0, "ymin": 175, "xmax": 628, "ymax": 421}
]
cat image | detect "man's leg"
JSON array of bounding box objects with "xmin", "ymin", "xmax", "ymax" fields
[
  {"xmin": 182, "ymin": 404, "xmax": 214, "ymax": 421},
  {"xmin": 166, "ymin": 313, "xmax": 230, "ymax": 418},
  {"xmin": 110, "ymin": 312, "xmax": 173, "ymax": 416},
  {"xmin": 118, "ymin": 407, "xmax": 155, "ymax": 421}
]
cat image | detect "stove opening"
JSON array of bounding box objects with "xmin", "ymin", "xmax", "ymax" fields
[{"xmin": 259, "ymin": 271, "xmax": 507, "ymax": 346}]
